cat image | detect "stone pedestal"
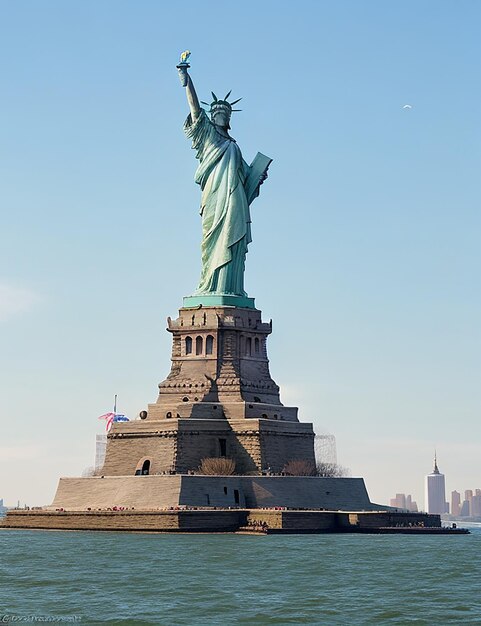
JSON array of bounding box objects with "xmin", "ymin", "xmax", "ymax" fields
[{"xmin": 101, "ymin": 305, "xmax": 316, "ymax": 476}]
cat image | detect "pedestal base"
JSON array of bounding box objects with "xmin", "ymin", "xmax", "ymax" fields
[{"xmin": 46, "ymin": 475, "xmax": 374, "ymax": 511}]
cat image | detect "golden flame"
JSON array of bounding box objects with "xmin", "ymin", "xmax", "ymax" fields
[{"xmin": 180, "ymin": 50, "xmax": 191, "ymax": 63}]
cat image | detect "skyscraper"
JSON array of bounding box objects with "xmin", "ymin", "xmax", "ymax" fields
[
  {"xmin": 471, "ymin": 495, "xmax": 481, "ymax": 517},
  {"xmin": 395, "ymin": 493, "xmax": 406, "ymax": 509},
  {"xmin": 451, "ymin": 490, "xmax": 461, "ymax": 517},
  {"xmin": 425, "ymin": 454, "xmax": 447, "ymax": 514},
  {"xmin": 389, "ymin": 493, "xmax": 418, "ymax": 511},
  {"xmin": 460, "ymin": 499, "xmax": 470, "ymax": 517}
]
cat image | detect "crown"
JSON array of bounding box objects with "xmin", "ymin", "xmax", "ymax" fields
[{"xmin": 201, "ymin": 91, "xmax": 242, "ymax": 114}]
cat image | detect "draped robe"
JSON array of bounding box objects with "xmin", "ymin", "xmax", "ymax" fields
[{"xmin": 184, "ymin": 110, "xmax": 253, "ymax": 296}]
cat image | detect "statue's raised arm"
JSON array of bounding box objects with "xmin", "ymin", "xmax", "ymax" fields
[{"xmin": 176, "ymin": 51, "xmax": 200, "ymax": 121}]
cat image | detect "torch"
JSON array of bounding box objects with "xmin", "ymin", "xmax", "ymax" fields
[{"xmin": 177, "ymin": 50, "xmax": 191, "ymax": 87}]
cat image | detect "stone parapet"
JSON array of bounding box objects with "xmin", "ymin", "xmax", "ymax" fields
[{"xmin": 45, "ymin": 475, "xmax": 373, "ymax": 512}]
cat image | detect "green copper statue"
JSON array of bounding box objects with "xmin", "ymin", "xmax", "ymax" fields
[{"xmin": 177, "ymin": 51, "xmax": 271, "ymax": 308}]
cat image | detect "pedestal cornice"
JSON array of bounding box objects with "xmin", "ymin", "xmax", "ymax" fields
[{"xmin": 183, "ymin": 294, "xmax": 256, "ymax": 309}]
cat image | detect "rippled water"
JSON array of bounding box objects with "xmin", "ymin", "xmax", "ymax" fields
[{"xmin": 1, "ymin": 528, "xmax": 480, "ymax": 625}]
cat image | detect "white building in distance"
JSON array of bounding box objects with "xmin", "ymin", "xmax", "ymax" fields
[{"xmin": 425, "ymin": 455, "xmax": 447, "ymax": 514}]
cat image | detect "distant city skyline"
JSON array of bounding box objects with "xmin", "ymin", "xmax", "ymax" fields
[
  {"xmin": 450, "ymin": 488, "xmax": 481, "ymax": 519},
  {"xmin": 392, "ymin": 455, "xmax": 481, "ymax": 518},
  {"xmin": 389, "ymin": 493, "xmax": 418, "ymax": 512}
]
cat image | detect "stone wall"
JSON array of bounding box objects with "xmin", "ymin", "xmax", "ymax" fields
[
  {"xmin": 48, "ymin": 475, "xmax": 374, "ymax": 512},
  {"xmin": 101, "ymin": 417, "xmax": 315, "ymax": 476},
  {"xmin": 246, "ymin": 510, "xmax": 336, "ymax": 531},
  {"xmin": 1, "ymin": 509, "xmax": 246, "ymax": 532},
  {"xmin": 2, "ymin": 509, "xmax": 441, "ymax": 533},
  {"xmin": 260, "ymin": 431, "xmax": 315, "ymax": 473},
  {"xmin": 100, "ymin": 434, "xmax": 177, "ymax": 476},
  {"xmin": 337, "ymin": 511, "xmax": 441, "ymax": 529},
  {"xmin": 51, "ymin": 475, "xmax": 183, "ymax": 510},
  {"xmin": 240, "ymin": 476, "xmax": 372, "ymax": 510}
]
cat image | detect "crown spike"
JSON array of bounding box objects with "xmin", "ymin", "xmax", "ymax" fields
[
  {"xmin": 211, "ymin": 92, "xmax": 218, "ymax": 102},
  {"xmin": 224, "ymin": 90, "xmax": 232, "ymax": 100},
  {"xmin": 230, "ymin": 97, "xmax": 242, "ymax": 106}
]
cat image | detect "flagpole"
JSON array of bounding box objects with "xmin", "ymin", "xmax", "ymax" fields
[{"xmin": 114, "ymin": 394, "xmax": 117, "ymax": 414}]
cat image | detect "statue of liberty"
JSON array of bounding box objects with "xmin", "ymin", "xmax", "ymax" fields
[{"xmin": 177, "ymin": 51, "xmax": 271, "ymax": 308}]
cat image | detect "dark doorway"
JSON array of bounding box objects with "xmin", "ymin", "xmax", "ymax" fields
[
  {"xmin": 234, "ymin": 489, "xmax": 240, "ymax": 505},
  {"xmin": 219, "ymin": 438, "xmax": 227, "ymax": 457},
  {"xmin": 141, "ymin": 459, "xmax": 150, "ymax": 475}
]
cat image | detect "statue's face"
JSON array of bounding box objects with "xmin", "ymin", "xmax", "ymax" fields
[{"xmin": 212, "ymin": 109, "xmax": 230, "ymax": 129}]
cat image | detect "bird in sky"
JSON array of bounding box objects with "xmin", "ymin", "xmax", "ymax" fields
[{"xmin": 403, "ymin": 104, "xmax": 413, "ymax": 109}]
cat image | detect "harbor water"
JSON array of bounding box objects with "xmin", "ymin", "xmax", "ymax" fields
[{"xmin": 1, "ymin": 527, "xmax": 480, "ymax": 625}]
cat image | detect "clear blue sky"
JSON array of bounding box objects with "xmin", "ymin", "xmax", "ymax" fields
[{"xmin": 1, "ymin": 0, "xmax": 479, "ymax": 508}]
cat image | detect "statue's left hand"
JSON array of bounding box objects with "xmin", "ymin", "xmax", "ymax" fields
[{"xmin": 259, "ymin": 172, "xmax": 268, "ymax": 185}]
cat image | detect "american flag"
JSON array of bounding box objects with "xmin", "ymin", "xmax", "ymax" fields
[
  {"xmin": 98, "ymin": 412, "xmax": 115, "ymax": 431},
  {"xmin": 98, "ymin": 388, "xmax": 131, "ymax": 432}
]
